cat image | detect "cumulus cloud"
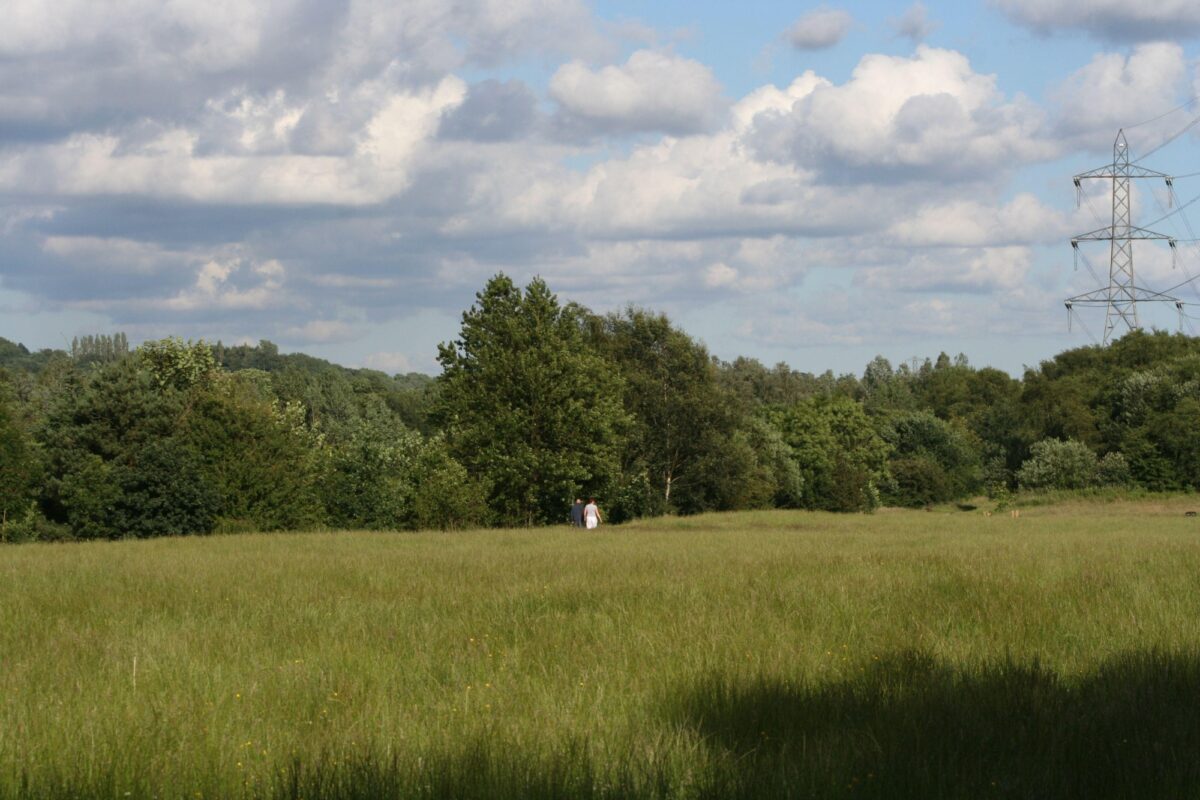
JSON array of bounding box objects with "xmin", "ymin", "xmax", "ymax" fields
[
  {"xmin": 857, "ymin": 246, "xmax": 1034, "ymax": 294},
  {"xmin": 745, "ymin": 46, "xmax": 1055, "ymax": 181},
  {"xmin": 163, "ymin": 257, "xmax": 287, "ymax": 313},
  {"xmin": 885, "ymin": 194, "xmax": 1069, "ymax": 247},
  {"xmin": 549, "ymin": 50, "xmax": 726, "ymax": 136},
  {"xmin": 0, "ymin": 0, "xmax": 606, "ymax": 142},
  {"xmin": 1049, "ymin": 43, "xmax": 1189, "ymax": 152},
  {"xmin": 991, "ymin": 0, "xmax": 1200, "ymax": 41},
  {"xmin": 787, "ymin": 8, "xmax": 854, "ymax": 50},
  {"xmin": 0, "ymin": 0, "xmax": 1098, "ymax": 370},
  {"xmin": 0, "ymin": 77, "xmax": 467, "ymax": 205}
]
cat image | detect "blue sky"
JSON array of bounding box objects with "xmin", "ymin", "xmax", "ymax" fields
[{"xmin": 2, "ymin": 0, "xmax": 1200, "ymax": 376}]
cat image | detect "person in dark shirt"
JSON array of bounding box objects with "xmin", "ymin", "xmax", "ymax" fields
[{"xmin": 570, "ymin": 498, "xmax": 584, "ymax": 528}]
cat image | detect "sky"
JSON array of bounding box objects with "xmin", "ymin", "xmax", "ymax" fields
[{"xmin": 3, "ymin": 0, "xmax": 1200, "ymax": 377}]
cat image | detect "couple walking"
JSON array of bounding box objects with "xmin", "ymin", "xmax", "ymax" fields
[{"xmin": 570, "ymin": 497, "xmax": 602, "ymax": 529}]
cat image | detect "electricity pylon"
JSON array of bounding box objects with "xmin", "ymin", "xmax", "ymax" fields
[{"xmin": 1065, "ymin": 129, "xmax": 1179, "ymax": 344}]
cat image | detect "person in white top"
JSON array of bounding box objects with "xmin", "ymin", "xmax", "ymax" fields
[{"xmin": 583, "ymin": 497, "xmax": 602, "ymax": 530}]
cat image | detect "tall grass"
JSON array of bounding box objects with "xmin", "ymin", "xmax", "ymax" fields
[{"xmin": 3, "ymin": 501, "xmax": 1200, "ymax": 798}]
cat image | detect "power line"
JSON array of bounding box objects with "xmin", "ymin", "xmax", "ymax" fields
[
  {"xmin": 1123, "ymin": 95, "xmax": 1199, "ymax": 130},
  {"xmin": 1143, "ymin": 188, "xmax": 1200, "ymax": 228},
  {"xmin": 1132, "ymin": 110, "xmax": 1200, "ymax": 164}
]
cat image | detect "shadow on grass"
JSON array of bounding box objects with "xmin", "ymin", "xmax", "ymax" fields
[
  {"xmin": 20, "ymin": 651, "xmax": 1200, "ymax": 799},
  {"xmin": 670, "ymin": 649, "xmax": 1200, "ymax": 799},
  {"xmin": 270, "ymin": 650, "xmax": 1200, "ymax": 799}
]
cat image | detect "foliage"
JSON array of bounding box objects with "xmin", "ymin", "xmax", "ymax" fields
[
  {"xmin": 1017, "ymin": 438, "xmax": 1100, "ymax": 491},
  {"xmin": 589, "ymin": 307, "xmax": 756, "ymax": 515},
  {"xmin": 876, "ymin": 411, "xmax": 983, "ymax": 506},
  {"xmin": 137, "ymin": 336, "xmax": 218, "ymax": 392},
  {"xmin": 12, "ymin": 294, "xmax": 1200, "ymax": 538},
  {"xmin": 112, "ymin": 438, "xmax": 220, "ymax": 538},
  {"xmin": 408, "ymin": 436, "xmax": 489, "ymax": 530},
  {"xmin": 0, "ymin": 384, "xmax": 38, "ymax": 524},
  {"xmin": 770, "ymin": 396, "xmax": 889, "ymax": 512},
  {"xmin": 70, "ymin": 333, "xmax": 129, "ymax": 367},
  {"xmin": 436, "ymin": 275, "xmax": 628, "ymax": 525},
  {"xmin": 38, "ymin": 359, "xmax": 182, "ymax": 538},
  {"xmin": 0, "ymin": 337, "xmax": 64, "ymax": 374},
  {"xmin": 1097, "ymin": 451, "xmax": 1133, "ymax": 486},
  {"xmin": 180, "ymin": 373, "xmax": 325, "ymax": 531},
  {"xmin": 214, "ymin": 340, "xmax": 438, "ymax": 437},
  {"xmin": 0, "ymin": 502, "xmax": 70, "ymax": 543},
  {"xmin": 320, "ymin": 409, "xmax": 419, "ymax": 530}
]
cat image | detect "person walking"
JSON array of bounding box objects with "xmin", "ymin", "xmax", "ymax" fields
[
  {"xmin": 583, "ymin": 497, "xmax": 602, "ymax": 530},
  {"xmin": 570, "ymin": 498, "xmax": 584, "ymax": 528}
]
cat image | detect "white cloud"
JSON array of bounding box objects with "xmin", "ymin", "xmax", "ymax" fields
[
  {"xmin": 885, "ymin": 194, "xmax": 1069, "ymax": 247},
  {"xmin": 164, "ymin": 257, "xmax": 287, "ymax": 312},
  {"xmin": 731, "ymin": 73, "xmax": 829, "ymax": 131},
  {"xmin": 1049, "ymin": 43, "xmax": 1189, "ymax": 152},
  {"xmin": 745, "ymin": 46, "xmax": 1055, "ymax": 180},
  {"xmin": 857, "ymin": 246, "xmax": 1034, "ymax": 293},
  {"xmin": 787, "ymin": 8, "xmax": 854, "ymax": 50},
  {"xmin": 549, "ymin": 50, "xmax": 725, "ymax": 135},
  {"xmin": 0, "ymin": 77, "xmax": 467, "ymax": 205},
  {"xmin": 991, "ymin": 0, "xmax": 1200, "ymax": 40},
  {"xmin": 0, "ymin": 0, "xmax": 1121, "ymax": 369}
]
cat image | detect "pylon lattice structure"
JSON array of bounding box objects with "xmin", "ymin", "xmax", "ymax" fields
[{"xmin": 1065, "ymin": 129, "xmax": 1180, "ymax": 344}]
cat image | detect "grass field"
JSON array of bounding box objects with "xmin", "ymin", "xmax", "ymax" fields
[{"xmin": 4, "ymin": 499, "xmax": 1200, "ymax": 799}]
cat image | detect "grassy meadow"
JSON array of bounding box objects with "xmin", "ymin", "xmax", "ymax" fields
[{"xmin": 4, "ymin": 499, "xmax": 1200, "ymax": 798}]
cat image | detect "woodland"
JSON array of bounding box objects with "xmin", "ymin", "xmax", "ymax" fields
[{"xmin": 2, "ymin": 273, "xmax": 1198, "ymax": 540}]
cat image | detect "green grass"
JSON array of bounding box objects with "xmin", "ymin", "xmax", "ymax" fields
[{"xmin": 4, "ymin": 502, "xmax": 1200, "ymax": 798}]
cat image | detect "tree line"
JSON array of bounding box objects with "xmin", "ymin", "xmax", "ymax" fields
[{"xmin": 2, "ymin": 274, "xmax": 1199, "ymax": 541}]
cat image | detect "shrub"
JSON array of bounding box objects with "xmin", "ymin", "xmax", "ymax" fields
[
  {"xmin": 0, "ymin": 502, "xmax": 71, "ymax": 543},
  {"xmin": 0, "ymin": 388, "xmax": 37, "ymax": 522},
  {"xmin": 409, "ymin": 440, "xmax": 489, "ymax": 530},
  {"xmin": 886, "ymin": 457, "xmax": 950, "ymax": 508},
  {"xmin": 114, "ymin": 439, "xmax": 219, "ymax": 538},
  {"xmin": 1097, "ymin": 451, "xmax": 1133, "ymax": 486},
  {"xmin": 1016, "ymin": 439, "xmax": 1098, "ymax": 491}
]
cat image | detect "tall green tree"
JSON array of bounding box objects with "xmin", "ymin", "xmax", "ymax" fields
[
  {"xmin": 591, "ymin": 308, "xmax": 756, "ymax": 515},
  {"xmin": 876, "ymin": 411, "xmax": 982, "ymax": 506},
  {"xmin": 0, "ymin": 381, "xmax": 37, "ymax": 523},
  {"xmin": 38, "ymin": 359, "xmax": 218, "ymax": 539},
  {"xmin": 179, "ymin": 373, "xmax": 325, "ymax": 531},
  {"xmin": 436, "ymin": 275, "xmax": 628, "ymax": 525},
  {"xmin": 769, "ymin": 396, "xmax": 890, "ymax": 512}
]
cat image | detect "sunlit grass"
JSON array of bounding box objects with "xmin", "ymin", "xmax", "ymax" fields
[{"xmin": 3, "ymin": 501, "xmax": 1200, "ymax": 798}]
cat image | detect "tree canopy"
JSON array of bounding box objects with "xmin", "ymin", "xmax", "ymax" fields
[{"xmin": 4, "ymin": 285, "xmax": 1200, "ymax": 541}]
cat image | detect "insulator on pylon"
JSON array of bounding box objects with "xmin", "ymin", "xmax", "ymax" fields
[
  {"xmin": 1074, "ymin": 178, "xmax": 1082, "ymax": 208},
  {"xmin": 1066, "ymin": 302, "xmax": 1073, "ymax": 332},
  {"xmin": 1167, "ymin": 178, "xmax": 1174, "ymax": 208},
  {"xmin": 1171, "ymin": 239, "xmax": 1178, "ymax": 269},
  {"xmin": 1072, "ymin": 240, "xmax": 1079, "ymax": 271}
]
